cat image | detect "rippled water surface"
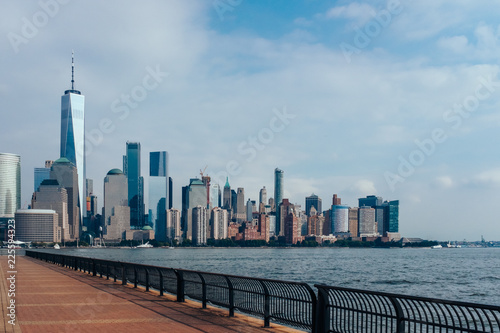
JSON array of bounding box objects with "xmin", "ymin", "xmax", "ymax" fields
[{"xmin": 39, "ymin": 247, "xmax": 500, "ymax": 305}]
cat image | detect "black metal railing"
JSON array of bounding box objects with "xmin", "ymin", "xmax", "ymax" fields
[
  {"xmin": 25, "ymin": 250, "xmax": 500, "ymax": 333},
  {"xmin": 315, "ymin": 284, "xmax": 500, "ymax": 333},
  {"xmin": 25, "ymin": 250, "xmax": 316, "ymax": 331}
]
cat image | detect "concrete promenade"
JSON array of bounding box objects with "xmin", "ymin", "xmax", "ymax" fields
[{"xmin": 0, "ymin": 256, "xmax": 303, "ymax": 333}]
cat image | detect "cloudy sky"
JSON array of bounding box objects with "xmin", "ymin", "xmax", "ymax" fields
[{"xmin": 2, "ymin": 0, "xmax": 500, "ymax": 241}]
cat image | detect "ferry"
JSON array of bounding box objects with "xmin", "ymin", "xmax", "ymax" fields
[
  {"xmin": 135, "ymin": 241, "xmax": 153, "ymax": 248},
  {"xmin": 431, "ymin": 244, "xmax": 442, "ymax": 249}
]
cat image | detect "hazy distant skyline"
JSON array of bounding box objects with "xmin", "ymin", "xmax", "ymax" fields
[{"xmin": 1, "ymin": 1, "xmax": 500, "ymax": 241}]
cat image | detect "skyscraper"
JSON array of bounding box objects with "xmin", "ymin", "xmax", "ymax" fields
[
  {"xmin": 60, "ymin": 53, "xmax": 85, "ymax": 226},
  {"xmin": 192, "ymin": 205, "xmax": 207, "ymax": 245},
  {"xmin": 34, "ymin": 160, "xmax": 54, "ymax": 192},
  {"xmin": 305, "ymin": 193, "xmax": 322, "ymax": 217},
  {"xmin": 123, "ymin": 142, "xmax": 144, "ymax": 228},
  {"xmin": 149, "ymin": 151, "xmax": 168, "ymax": 241},
  {"xmin": 50, "ymin": 157, "xmax": 80, "ymax": 240},
  {"xmin": 259, "ymin": 186, "xmax": 267, "ymax": 205},
  {"xmin": 274, "ymin": 168, "xmax": 283, "ymax": 231},
  {"xmin": 358, "ymin": 206, "xmax": 377, "ymax": 236},
  {"xmin": 181, "ymin": 178, "xmax": 207, "ymax": 240},
  {"xmin": 223, "ymin": 177, "xmax": 232, "ymax": 211},
  {"xmin": 236, "ymin": 188, "xmax": 245, "ymax": 222},
  {"xmin": 103, "ymin": 169, "xmax": 130, "ymax": 240},
  {"xmin": 0, "ymin": 153, "xmax": 21, "ymax": 219},
  {"xmin": 382, "ymin": 200, "xmax": 399, "ymax": 234}
]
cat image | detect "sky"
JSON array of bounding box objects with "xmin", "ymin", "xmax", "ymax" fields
[{"xmin": 1, "ymin": 0, "xmax": 500, "ymax": 241}]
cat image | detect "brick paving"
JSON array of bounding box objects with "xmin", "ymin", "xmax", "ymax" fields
[{"xmin": 0, "ymin": 256, "xmax": 304, "ymax": 333}]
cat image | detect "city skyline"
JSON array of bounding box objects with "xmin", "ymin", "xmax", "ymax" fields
[{"xmin": 2, "ymin": 1, "xmax": 500, "ymax": 241}]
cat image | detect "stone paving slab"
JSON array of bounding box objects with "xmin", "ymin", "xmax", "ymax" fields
[{"xmin": 0, "ymin": 256, "xmax": 305, "ymax": 333}]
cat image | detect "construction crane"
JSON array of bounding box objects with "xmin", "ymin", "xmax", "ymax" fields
[{"xmin": 200, "ymin": 165, "xmax": 208, "ymax": 178}]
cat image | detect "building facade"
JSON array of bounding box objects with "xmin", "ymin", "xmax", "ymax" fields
[
  {"xmin": 15, "ymin": 209, "xmax": 61, "ymax": 243},
  {"xmin": 0, "ymin": 153, "xmax": 21, "ymax": 220},
  {"xmin": 274, "ymin": 168, "xmax": 283, "ymax": 230},
  {"xmin": 60, "ymin": 56, "xmax": 86, "ymax": 226},
  {"xmin": 192, "ymin": 205, "xmax": 207, "ymax": 245},
  {"xmin": 123, "ymin": 142, "xmax": 144, "ymax": 228},
  {"xmin": 305, "ymin": 194, "xmax": 322, "ymax": 217},
  {"xmin": 149, "ymin": 151, "xmax": 168, "ymax": 241},
  {"xmin": 103, "ymin": 169, "xmax": 130, "ymax": 240}
]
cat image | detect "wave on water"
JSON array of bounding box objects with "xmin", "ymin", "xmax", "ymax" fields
[
  {"xmin": 370, "ymin": 279, "xmax": 414, "ymax": 285},
  {"xmin": 479, "ymin": 276, "xmax": 500, "ymax": 281}
]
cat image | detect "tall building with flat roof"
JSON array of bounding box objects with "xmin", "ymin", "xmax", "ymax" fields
[
  {"xmin": 236, "ymin": 188, "xmax": 245, "ymax": 222},
  {"xmin": 211, "ymin": 207, "xmax": 228, "ymax": 240},
  {"xmin": 166, "ymin": 208, "xmax": 181, "ymax": 242},
  {"xmin": 149, "ymin": 151, "xmax": 168, "ymax": 241},
  {"xmin": 103, "ymin": 169, "xmax": 130, "ymax": 240},
  {"xmin": 123, "ymin": 142, "xmax": 144, "ymax": 228},
  {"xmin": 15, "ymin": 209, "xmax": 61, "ymax": 243},
  {"xmin": 192, "ymin": 205, "xmax": 207, "ymax": 245},
  {"xmin": 274, "ymin": 168, "xmax": 283, "ymax": 230},
  {"xmin": 259, "ymin": 186, "xmax": 267, "ymax": 205},
  {"xmin": 383, "ymin": 200, "xmax": 399, "ymax": 234},
  {"xmin": 34, "ymin": 161, "xmax": 53, "ymax": 192},
  {"xmin": 0, "ymin": 153, "xmax": 21, "ymax": 218},
  {"xmin": 60, "ymin": 53, "xmax": 85, "ymax": 225},
  {"xmin": 50, "ymin": 157, "xmax": 80, "ymax": 240},
  {"xmin": 348, "ymin": 207, "xmax": 359, "ymax": 237},
  {"xmin": 331, "ymin": 205, "xmax": 349, "ymax": 234},
  {"xmin": 31, "ymin": 179, "xmax": 70, "ymax": 242},
  {"xmin": 181, "ymin": 178, "xmax": 207, "ymax": 240},
  {"xmin": 358, "ymin": 206, "xmax": 377, "ymax": 236}
]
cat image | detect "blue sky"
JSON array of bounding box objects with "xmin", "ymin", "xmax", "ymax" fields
[{"xmin": 1, "ymin": 0, "xmax": 500, "ymax": 241}]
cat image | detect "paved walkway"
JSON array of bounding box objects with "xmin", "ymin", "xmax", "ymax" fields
[{"xmin": 0, "ymin": 256, "xmax": 303, "ymax": 333}]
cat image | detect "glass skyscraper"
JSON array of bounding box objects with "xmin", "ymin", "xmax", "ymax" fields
[
  {"xmin": 60, "ymin": 54, "xmax": 85, "ymax": 227},
  {"xmin": 274, "ymin": 168, "xmax": 284, "ymax": 235},
  {"xmin": 124, "ymin": 142, "xmax": 144, "ymax": 228},
  {"xmin": 149, "ymin": 151, "xmax": 169, "ymax": 241},
  {"xmin": 0, "ymin": 153, "xmax": 21, "ymax": 218}
]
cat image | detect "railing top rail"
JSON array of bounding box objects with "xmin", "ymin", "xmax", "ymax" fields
[
  {"xmin": 315, "ymin": 284, "xmax": 500, "ymax": 310},
  {"xmin": 25, "ymin": 250, "xmax": 313, "ymax": 287}
]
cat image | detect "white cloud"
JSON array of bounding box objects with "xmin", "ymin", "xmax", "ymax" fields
[
  {"xmin": 434, "ymin": 176, "xmax": 454, "ymax": 188},
  {"xmin": 325, "ymin": 3, "xmax": 376, "ymax": 25},
  {"xmin": 437, "ymin": 35, "xmax": 469, "ymax": 53}
]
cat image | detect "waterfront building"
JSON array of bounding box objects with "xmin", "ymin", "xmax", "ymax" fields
[
  {"xmin": 257, "ymin": 213, "xmax": 270, "ymax": 242},
  {"xmin": 348, "ymin": 207, "xmax": 359, "ymax": 237},
  {"xmin": 231, "ymin": 189, "xmax": 237, "ymax": 216},
  {"xmin": 331, "ymin": 199, "xmax": 349, "ymax": 234},
  {"xmin": 284, "ymin": 212, "xmax": 299, "ymax": 245},
  {"xmin": 323, "ymin": 210, "xmax": 331, "ymax": 235},
  {"xmin": 34, "ymin": 160, "xmax": 54, "ymax": 192},
  {"xmin": 123, "ymin": 142, "xmax": 144, "ymax": 228},
  {"xmin": 166, "ymin": 208, "xmax": 181, "ymax": 242},
  {"xmin": 274, "ymin": 168, "xmax": 284, "ymax": 230},
  {"xmin": 259, "ymin": 186, "xmax": 267, "ymax": 205},
  {"xmin": 192, "ymin": 205, "xmax": 207, "ymax": 245},
  {"xmin": 103, "ymin": 169, "xmax": 130, "ymax": 240},
  {"xmin": 236, "ymin": 188, "xmax": 245, "ymax": 222},
  {"xmin": 382, "ymin": 200, "xmax": 399, "ymax": 234},
  {"xmin": 246, "ymin": 198, "xmax": 253, "ymax": 221},
  {"xmin": 305, "ymin": 194, "xmax": 322, "ymax": 217},
  {"xmin": 223, "ymin": 177, "xmax": 232, "ymax": 211},
  {"xmin": 0, "ymin": 153, "xmax": 21, "ymax": 222},
  {"xmin": 210, "ymin": 183, "xmax": 221, "ymax": 209},
  {"xmin": 50, "ymin": 157, "xmax": 80, "ymax": 240},
  {"xmin": 268, "ymin": 215, "xmax": 276, "ymax": 238},
  {"xmin": 358, "ymin": 206, "xmax": 377, "ymax": 236},
  {"xmin": 168, "ymin": 177, "xmax": 173, "ymax": 209},
  {"xmin": 358, "ymin": 195, "xmax": 384, "ymax": 234},
  {"xmin": 181, "ymin": 178, "xmax": 207, "ymax": 240},
  {"xmin": 307, "ymin": 207, "xmax": 325, "ymax": 235},
  {"xmin": 60, "ymin": 54, "xmax": 86, "ymax": 225},
  {"xmin": 211, "ymin": 207, "xmax": 228, "ymax": 240},
  {"xmin": 149, "ymin": 151, "xmax": 168, "ymax": 241},
  {"xmin": 15, "ymin": 209, "xmax": 61, "ymax": 243},
  {"xmin": 31, "ymin": 179, "xmax": 70, "ymax": 241},
  {"xmin": 278, "ymin": 199, "xmax": 294, "ymax": 236}
]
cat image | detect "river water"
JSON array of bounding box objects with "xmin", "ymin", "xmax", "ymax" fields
[{"xmin": 36, "ymin": 247, "xmax": 500, "ymax": 306}]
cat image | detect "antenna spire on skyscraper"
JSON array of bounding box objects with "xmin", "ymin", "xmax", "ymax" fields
[{"xmin": 71, "ymin": 50, "xmax": 75, "ymax": 90}]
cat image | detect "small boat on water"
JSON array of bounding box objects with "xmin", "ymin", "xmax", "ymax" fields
[
  {"xmin": 135, "ymin": 241, "xmax": 153, "ymax": 248},
  {"xmin": 54, "ymin": 244, "xmax": 60, "ymax": 249},
  {"xmin": 431, "ymin": 244, "xmax": 442, "ymax": 249}
]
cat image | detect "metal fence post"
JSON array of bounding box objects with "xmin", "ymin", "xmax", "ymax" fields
[
  {"xmin": 259, "ymin": 280, "xmax": 271, "ymax": 327},
  {"xmin": 92, "ymin": 259, "xmax": 96, "ymax": 276},
  {"xmin": 122, "ymin": 264, "xmax": 127, "ymax": 285},
  {"xmin": 198, "ymin": 273, "xmax": 207, "ymax": 309},
  {"xmin": 158, "ymin": 269, "xmax": 164, "ymax": 296},
  {"xmin": 389, "ymin": 296, "xmax": 405, "ymax": 333},
  {"xmin": 145, "ymin": 269, "xmax": 150, "ymax": 292},
  {"xmin": 134, "ymin": 267, "xmax": 138, "ymax": 288},
  {"xmin": 315, "ymin": 286, "xmax": 331, "ymax": 333},
  {"xmin": 176, "ymin": 270, "xmax": 185, "ymax": 302},
  {"xmin": 225, "ymin": 276, "xmax": 235, "ymax": 317}
]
